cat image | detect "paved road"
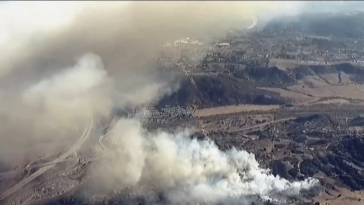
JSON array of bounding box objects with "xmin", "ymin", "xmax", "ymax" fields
[
  {"xmin": 98, "ymin": 131, "xmax": 112, "ymax": 151},
  {"xmin": 30, "ymin": 158, "xmax": 80, "ymax": 169},
  {"xmin": 354, "ymin": 84, "xmax": 364, "ymax": 92},
  {"xmin": 247, "ymin": 17, "xmax": 257, "ymax": 29},
  {"xmin": 230, "ymin": 117, "xmax": 296, "ymax": 133},
  {"xmin": 0, "ymin": 118, "xmax": 94, "ymax": 201}
]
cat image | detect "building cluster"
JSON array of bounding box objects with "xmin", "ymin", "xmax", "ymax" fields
[
  {"xmin": 236, "ymin": 31, "xmax": 364, "ymax": 66},
  {"xmin": 163, "ymin": 37, "xmax": 204, "ymax": 47},
  {"xmin": 132, "ymin": 105, "xmax": 195, "ymax": 124},
  {"xmin": 157, "ymin": 25, "xmax": 364, "ymax": 79}
]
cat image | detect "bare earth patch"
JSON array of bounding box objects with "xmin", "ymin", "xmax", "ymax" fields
[
  {"xmin": 268, "ymin": 58, "xmax": 298, "ymax": 70},
  {"xmin": 268, "ymin": 58, "xmax": 364, "ymax": 70},
  {"xmin": 310, "ymin": 99, "xmax": 351, "ymax": 105},
  {"xmin": 289, "ymin": 84, "xmax": 364, "ymax": 100},
  {"xmin": 300, "ymin": 76, "xmax": 330, "ymax": 88},
  {"xmin": 319, "ymin": 73, "xmax": 340, "ymax": 84},
  {"xmin": 339, "ymin": 72, "xmax": 353, "ymax": 84},
  {"xmin": 257, "ymin": 87, "xmax": 318, "ymax": 104},
  {"xmin": 194, "ymin": 104, "xmax": 279, "ymax": 117},
  {"xmin": 317, "ymin": 186, "xmax": 364, "ymax": 205},
  {"xmin": 288, "ymin": 75, "xmax": 364, "ymax": 100}
]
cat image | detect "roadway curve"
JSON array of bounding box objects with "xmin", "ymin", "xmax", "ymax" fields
[
  {"xmin": 247, "ymin": 17, "xmax": 257, "ymax": 29},
  {"xmin": 0, "ymin": 118, "xmax": 94, "ymax": 201}
]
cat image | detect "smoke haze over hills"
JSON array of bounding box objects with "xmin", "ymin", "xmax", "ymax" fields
[{"xmin": 1, "ymin": 1, "xmax": 359, "ymax": 204}]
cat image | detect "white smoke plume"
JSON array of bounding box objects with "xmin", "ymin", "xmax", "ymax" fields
[
  {"xmin": 0, "ymin": 53, "xmax": 115, "ymax": 168},
  {"xmin": 0, "ymin": 50, "xmax": 179, "ymax": 170},
  {"xmin": 0, "ymin": 1, "xmax": 328, "ymax": 203},
  {"xmin": 91, "ymin": 117, "xmax": 319, "ymax": 205},
  {"xmin": 22, "ymin": 53, "xmax": 113, "ymax": 128}
]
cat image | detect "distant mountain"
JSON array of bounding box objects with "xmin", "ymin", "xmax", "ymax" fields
[
  {"xmin": 156, "ymin": 62, "xmax": 364, "ymax": 108},
  {"xmin": 157, "ymin": 74, "xmax": 286, "ymax": 109}
]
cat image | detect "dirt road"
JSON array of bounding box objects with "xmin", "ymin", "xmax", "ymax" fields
[{"xmin": 230, "ymin": 117, "xmax": 296, "ymax": 133}]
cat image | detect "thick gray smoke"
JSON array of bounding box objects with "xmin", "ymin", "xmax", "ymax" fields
[
  {"xmin": 22, "ymin": 53, "xmax": 113, "ymax": 128},
  {"xmin": 0, "ymin": 1, "xmax": 270, "ymax": 168},
  {"xmin": 0, "ymin": 52, "xmax": 178, "ymax": 168},
  {"xmin": 92, "ymin": 117, "xmax": 319, "ymax": 205},
  {"xmin": 0, "ymin": 54, "xmax": 115, "ymax": 168},
  {"xmin": 0, "ymin": 51, "xmax": 320, "ymax": 204},
  {"xmin": 0, "ymin": 1, "xmax": 325, "ymax": 203}
]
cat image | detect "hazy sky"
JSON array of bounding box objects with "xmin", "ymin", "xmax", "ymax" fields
[
  {"xmin": 1, "ymin": 1, "xmax": 362, "ymax": 48},
  {"xmin": 0, "ymin": 1, "xmax": 363, "ymax": 87},
  {"xmin": 0, "ymin": 1, "xmax": 362, "ymax": 97}
]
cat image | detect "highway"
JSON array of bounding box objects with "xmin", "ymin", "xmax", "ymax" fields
[
  {"xmin": 0, "ymin": 118, "xmax": 94, "ymax": 201},
  {"xmin": 247, "ymin": 17, "xmax": 257, "ymax": 29},
  {"xmin": 98, "ymin": 131, "xmax": 112, "ymax": 151},
  {"xmin": 354, "ymin": 84, "xmax": 364, "ymax": 92},
  {"xmin": 30, "ymin": 158, "xmax": 80, "ymax": 169}
]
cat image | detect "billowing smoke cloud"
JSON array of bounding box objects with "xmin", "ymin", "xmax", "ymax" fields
[
  {"xmin": 0, "ymin": 1, "xmax": 325, "ymax": 203},
  {"xmin": 0, "ymin": 52, "xmax": 320, "ymax": 203},
  {"xmin": 0, "ymin": 51, "xmax": 179, "ymax": 169},
  {"xmin": 22, "ymin": 53, "xmax": 113, "ymax": 128},
  {"xmin": 90, "ymin": 118, "xmax": 319, "ymax": 204},
  {"xmin": 0, "ymin": 53, "xmax": 114, "ymax": 168},
  {"xmin": 0, "ymin": 1, "xmax": 280, "ymax": 168}
]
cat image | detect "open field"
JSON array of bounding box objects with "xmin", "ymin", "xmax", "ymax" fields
[
  {"xmin": 194, "ymin": 104, "xmax": 279, "ymax": 117},
  {"xmin": 317, "ymin": 186, "xmax": 364, "ymax": 205},
  {"xmin": 268, "ymin": 58, "xmax": 364, "ymax": 70},
  {"xmin": 289, "ymin": 82, "xmax": 364, "ymax": 100},
  {"xmin": 309, "ymin": 98, "xmax": 351, "ymax": 105},
  {"xmin": 258, "ymin": 87, "xmax": 318, "ymax": 104}
]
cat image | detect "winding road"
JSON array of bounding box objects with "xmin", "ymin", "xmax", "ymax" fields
[
  {"xmin": 247, "ymin": 17, "xmax": 257, "ymax": 29},
  {"xmin": 0, "ymin": 118, "xmax": 94, "ymax": 201}
]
